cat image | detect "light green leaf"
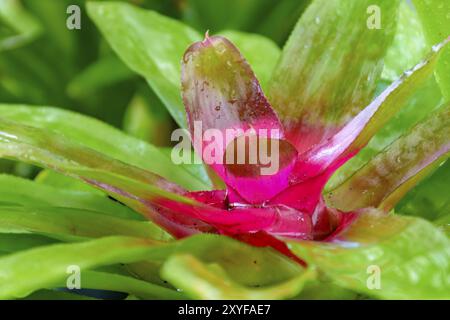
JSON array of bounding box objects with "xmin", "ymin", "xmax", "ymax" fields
[
  {"xmin": 300, "ymin": 38, "xmax": 449, "ymax": 178},
  {"xmin": 327, "ymin": 76, "xmax": 443, "ymax": 191},
  {"xmin": 35, "ymin": 169, "xmax": 102, "ymax": 194},
  {"xmin": 0, "ymin": 117, "xmax": 203, "ymax": 231},
  {"xmin": 0, "ymin": 205, "xmax": 171, "ymax": 241},
  {"xmin": 161, "ymin": 254, "xmax": 316, "ymax": 300},
  {"xmin": 382, "ymin": 1, "xmax": 428, "ymax": 81},
  {"xmin": 155, "ymin": 235, "xmax": 303, "ymax": 287},
  {"xmin": 0, "ymin": 104, "xmax": 211, "ymax": 190},
  {"xmin": 0, "ymin": 234, "xmax": 301, "ymax": 299},
  {"xmin": 289, "ymin": 210, "xmax": 450, "ymax": 299},
  {"xmin": 327, "ymin": 104, "xmax": 450, "ymax": 212},
  {"xmin": 126, "ymin": 234, "xmax": 303, "ymax": 289},
  {"xmin": 0, "ymin": 236, "xmax": 164, "ymax": 298},
  {"xmin": 0, "ymin": 174, "xmax": 141, "ymax": 220}
]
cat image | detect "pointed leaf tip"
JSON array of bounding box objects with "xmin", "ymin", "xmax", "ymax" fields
[
  {"xmin": 203, "ymin": 30, "xmax": 210, "ymax": 42},
  {"xmin": 181, "ymin": 35, "xmax": 285, "ymax": 203}
]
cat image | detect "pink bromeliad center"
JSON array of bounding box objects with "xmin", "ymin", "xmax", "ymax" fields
[{"xmin": 145, "ymin": 33, "xmax": 423, "ymax": 258}]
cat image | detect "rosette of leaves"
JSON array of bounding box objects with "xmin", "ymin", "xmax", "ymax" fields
[{"xmin": 0, "ymin": 0, "xmax": 449, "ymax": 300}]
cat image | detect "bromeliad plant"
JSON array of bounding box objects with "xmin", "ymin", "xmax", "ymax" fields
[{"xmin": 0, "ymin": 0, "xmax": 449, "ymax": 299}]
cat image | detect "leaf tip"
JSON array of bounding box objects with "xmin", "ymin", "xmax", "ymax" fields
[{"xmin": 203, "ymin": 30, "xmax": 211, "ymax": 44}]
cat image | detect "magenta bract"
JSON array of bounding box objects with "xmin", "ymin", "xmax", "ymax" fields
[{"xmin": 175, "ymin": 35, "xmax": 366, "ymax": 241}]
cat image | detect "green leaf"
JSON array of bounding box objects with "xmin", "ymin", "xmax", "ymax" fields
[
  {"xmin": 217, "ymin": 30, "xmax": 280, "ymax": 91},
  {"xmin": 35, "ymin": 169, "xmax": 103, "ymax": 194},
  {"xmin": 412, "ymin": 0, "xmax": 450, "ymax": 100},
  {"xmin": 327, "ymin": 104, "xmax": 450, "ymax": 212},
  {"xmin": 161, "ymin": 254, "xmax": 316, "ymax": 300},
  {"xmin": 0, "ymin": 236, "xmax": 164, "ymax": 298},
  {"xmin": 0, "ymin": 104, "xmax": 211, "ymax": 190},
  {"xmin": 268, "ymin": 0, "xmax": 399, "ymax": 153},
  {"xmin": 0, "ymin": 116, "xmax": 204, "ymax": 230},
  {"xmin": 289, "ymin": 210, "xmax": 450, "ymax": 299},
  {"xmin": 0, "ymin": 205, "xmax": 171, "ymax": 242},
  {"xmin": 156, "ymin": 235, "xmax": 303, "ymax": 287},
  {"xmin": 382, "ymin": 1, "xmax": 428, "ymax": 81},
  {"xmin": 327, "ymin": 76, "xmax": 443, "ymax": 191},
  {"xmin": 0, "ymin": 174, "xmax": 141, "ymax": 220},
  {"xmin": 87, "ymin": 1, "xmax": 200, "ymax": 128},
  {"xmin": 0, "ymin": 234, "xmax": 301, "ymax": 299},
  {"xmin": 127, "ymin": 234, "xmax": 304, "ymax": 289},
  {"xmin": 0, "ymin": 115, "xmax": 255, "ymax": 238}
]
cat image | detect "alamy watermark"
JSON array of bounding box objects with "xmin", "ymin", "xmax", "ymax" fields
[
  {"xmin": 66, "ymin": 264, "xmax": 81, "ymax": 290},
  {"xmin": 366, "ymin": 265, "xmax": 381, "ymax": 290},
  {"xmin": 66, "ymin": 5, "xmax": 81, "ymax": 30},
  {"xmin": 367, "ymin": 5, "xmax": 381, "ymax": 29}
]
